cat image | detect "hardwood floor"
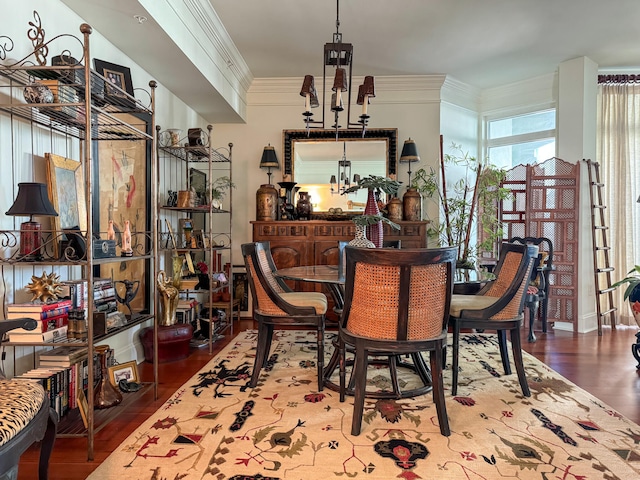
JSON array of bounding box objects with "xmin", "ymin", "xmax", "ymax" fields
[{"xmin": 17, "ymin": 320, "xmax": 640, "ymax": 479}]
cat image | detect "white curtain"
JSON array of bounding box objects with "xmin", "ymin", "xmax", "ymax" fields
[{"xmin": 597, "ymin": 83, "xmax": 640, "ymax": 325}]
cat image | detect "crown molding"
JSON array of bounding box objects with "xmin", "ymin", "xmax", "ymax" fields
[{"xmin": 248, "ymin": 75, "xmax": 448, "ymax": 106}]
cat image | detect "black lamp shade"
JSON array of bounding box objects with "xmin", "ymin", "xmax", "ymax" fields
[
  {"xmin": 260, "ymin": 145, "xmax": 279, "ymax": 170},
  {"xmin": 6, "ymin": 182, "xmax": 58, "ymax": 217},
  {"xmin": 400, "ymin": 138, "xmax": 420, "ymax": 163}
]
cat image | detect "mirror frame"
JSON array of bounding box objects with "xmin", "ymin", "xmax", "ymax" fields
[{"xmin": 282, "ymin": 128, "xmax": 398, "ymax": 180}]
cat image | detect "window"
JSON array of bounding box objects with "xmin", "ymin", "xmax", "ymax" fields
[{"xmin": 485, "ymin": 109, "xmax": 556, "ymax": 168}]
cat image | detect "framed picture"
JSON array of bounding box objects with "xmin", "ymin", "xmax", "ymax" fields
[
  {"xmin": 92, "ymin": 112, "xmax": 152, "ymax": 315},
  {"xmin": 77, "ymin": 388, "xmax": 89, "ymax": 428},
  {"xmin": 93, "ymin": 59, "xmax": 134, "ymax": 99},
  {"xmin": 108, "ymin": 360, "xmax": 139, "ymax": 387},
  {"xmin": 46, "ymin": 153, "xmax": 87, "ymax": 258},
  {"xmin": 189, "ymin": 167, "xmax": 207, "ymax": 206}
]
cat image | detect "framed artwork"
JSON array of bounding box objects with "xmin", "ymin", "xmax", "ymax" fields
[
  {"xmin": 92, "ymin": 112, "xmax": 152, "ymax": 315},
  {"xmin": 108, "ymin": 360, "xmax": 139, "ymax": 387},
  {"xmin": 77, "ymin": 388, "xmax": 89, "ymax": 428},
  {"xmin": 189, "ymin": 167, "xmax": 207, "ymax": 206},
  {"xmin": 93, "ymin": 58, "xmax": 134, "ymax": 99},
  {"xmin": 45, "ymin": 153, "xmax": 87, "ymax": 258}
]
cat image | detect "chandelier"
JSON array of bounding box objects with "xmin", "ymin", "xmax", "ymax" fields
[
  {"xmin": 300, "ymin": 0, "xmax": 375, "ymax": 137},
  {"xmin": 329, "ymin": 142, "xmax": 360, "ymax": 195}
]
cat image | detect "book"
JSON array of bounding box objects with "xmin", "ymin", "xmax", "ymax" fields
[
  {"xmin": 7, "ymin": 299, "xmax": 72, "ymax": 313},
  {"xmin": 5, "ymin": 314, "xmax": 68, "ymax": 333},
  {"xmin": 8, "ymin": 325, "xmax": 68, "ymax": 343},
  {"xmin": 38, "ymin": 345, "xmax": 88, "ymax": 363},
  {"xmin": 6, "ymin": 305, "xmax": 71, "ymax": 320},
  {"xmin": 94, "ymin": 287, "xmax": 116, "ymax": 300}
]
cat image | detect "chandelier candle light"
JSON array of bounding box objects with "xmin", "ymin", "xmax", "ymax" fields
[{"xmin": 300, "ymin": 0, "xmax": 375, "ymax": 137}]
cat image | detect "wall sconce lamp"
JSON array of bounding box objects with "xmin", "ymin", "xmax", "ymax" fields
[
  {"xmin": 399, "ymin": 138, "xmax": 420, "ymax": 186},
  {"xmin": 259, "ymin": 144, "xmax": 279, "ymax": 185},
  {"xmin": 6, "ymin": 182, "xmax": 58, "ymax": 261}
]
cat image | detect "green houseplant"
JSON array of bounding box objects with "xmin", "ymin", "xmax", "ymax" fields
[
  {"xmin": 343, "ymin": 175, "xmax": 401, "ymax": 247},
  {"xmin": 612, "ymin": 266, "xmax": 640, "ymax": 325},
  {"xmin": 206, "ymin": 176, "xmax": 235, "ymax": 209},
  {"xmin": 411, "ymin": 142, "xmax": 510, "ymax": 267}
]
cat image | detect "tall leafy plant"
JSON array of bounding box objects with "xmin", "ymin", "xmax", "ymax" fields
[{"xmin": 411, "ymin": 140, "xmax": 510, "ymax": 266}]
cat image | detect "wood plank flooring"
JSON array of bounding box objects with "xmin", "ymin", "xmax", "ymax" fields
[{"xmin": 17, "ymin": 321, "xmax": 640, "ymax": 479}]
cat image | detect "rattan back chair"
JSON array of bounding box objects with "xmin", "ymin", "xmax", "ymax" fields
[
  {"xmin": 338, "ymin": 245, "xmax": 457, "ymax": 436},
  {"xmin": 449, "ymin": 242, "xmax": 538, "ymax": 397},
  {"xmin": 242, "ymin": 242, "xmax": 328, "ymax": 390},
  {"xmin": 509, "ymin": 236, "xmax": 554, "ymax": 342}
]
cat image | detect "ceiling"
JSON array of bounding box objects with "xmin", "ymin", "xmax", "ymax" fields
[{"xmin": 61, "ymin": 0, "xmax": 640, "ymax": 122}]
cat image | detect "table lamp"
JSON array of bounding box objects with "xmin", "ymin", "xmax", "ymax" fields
[
  {"xmin": 259, "ymin": 144, "xmax": 279, "ymax": 185},
  {"xmin": 399, "ymin": 138, "xmax": 420, "ymax": 186},
  {"xmin": 6, "ymin": 182, "xmax": 58, "ymax": 261}
]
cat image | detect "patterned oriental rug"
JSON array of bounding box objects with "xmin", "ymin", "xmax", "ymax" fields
[{"xmin": 88, "ymin": 330, "xmax": 640, "ymax": 480}]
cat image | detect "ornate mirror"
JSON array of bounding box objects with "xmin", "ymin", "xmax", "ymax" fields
[{"xmin": 281, "ymin": 129, "xmax": 398, "ymax": 212}]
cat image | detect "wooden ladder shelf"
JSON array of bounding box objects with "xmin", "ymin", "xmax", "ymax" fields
[{"xmin": 584, "ymin": 159, "xmax": 617, "ymax": 335}]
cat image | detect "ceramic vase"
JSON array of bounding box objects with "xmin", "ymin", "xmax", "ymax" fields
[
  {"xmin": 157, "ymin": 270, "xmax": 179, "ymax": 326},
  {"xmin": 364, "ymin": 189, "xmax": 383, "ymax": 248},
  {"xmin": 296, "ymin": 191, "xmax": 313, "ymax": 220},
  {"xmin": 94, "ymin": 345, "xmax": 123, "ymax": 409},
  {"xmin": 386, "ymin": 196, "xmax": 403, "ymax": 222},
  {"xmin": 256, "ymin": 184, "xmax": 278, "ymax": 220},
  {"xmin": 349, "ymin": 224, "xmax": 375, "ymax": 248},
  {"xmin": 402, "ymin": 187, "xmax": 422, "ymax": 221}
]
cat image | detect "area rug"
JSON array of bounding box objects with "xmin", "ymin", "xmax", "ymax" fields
[{"xmin": 88, "ymin": 330, "xmax": 640, "ymax": 479}]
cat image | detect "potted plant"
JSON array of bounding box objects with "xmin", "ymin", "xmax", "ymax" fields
[
  {"xmin": 612, "ymin": 266, "xmax": 640, "ymax": 322},
  {"xmin": 343, "ymin": 175, "xmax": 401, "ymax": 247},
  {"xmin": 411, "ymin": 141, "xmax": 510, "ymax": 268},
  {"xmin": 206, "ymin": 176, "xmax": 235, "ymax": 209}
]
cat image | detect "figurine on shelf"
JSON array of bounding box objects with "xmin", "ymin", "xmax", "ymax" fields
[
  {"xmin": 107, "ymin": 220, "xmax": 116, "ymax": 241},
  {"xmin": 114, "ymin": 279, "xmax": 140, "ymax": 319},
  {"xmin": 121, "ymin": 220, "xmax": 133, "ymax": 257},
  {"xmin": 167, "ymin": 190, "xmax": 178, "ymax": 207}
]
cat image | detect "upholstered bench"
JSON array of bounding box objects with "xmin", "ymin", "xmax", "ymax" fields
[{"xmin": 0, "ymin": 318, "xmax": 57, "ymax": 480}]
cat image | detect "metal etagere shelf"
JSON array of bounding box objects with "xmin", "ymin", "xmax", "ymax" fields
[
  {"xmin": 156, "ymin": 125, "xmax": 234, "ymax": 354},
  {"xmin": 0, "ymin": 12, "xmax": 157, "ymax": 461}
]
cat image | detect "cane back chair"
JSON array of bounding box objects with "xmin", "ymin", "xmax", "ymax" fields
[
  {"xmin": 338, "ymin": 246, "xmax": 457, "ymax": 436},
  {"xmin": 509, "ymin": 236, "xmax": 554, "ymax": 342},
  {"xmin": 449, "ymin": 242, "xmax": 538, "ymax": 397},
  {"xmin": 242, "ymin": 242, "xmax": 328, "ymax": 390}
]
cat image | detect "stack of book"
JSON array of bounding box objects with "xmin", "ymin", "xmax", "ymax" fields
[
  {"xmin": 5, "ymin": 300, "xmax": 71, "ymax": 343},
  {"xmin": 19, "ymin": 345, "xmax": 103, "ymax": 420},
  {"xmin": 94, "ymin": 278, "xmax": 117, "ymax": 314}
]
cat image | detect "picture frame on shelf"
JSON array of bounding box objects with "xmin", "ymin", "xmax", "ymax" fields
[
  {"xmin": 46, "ymin": 153, "xmax": 87, "ymax": 259},
  {"xmin": 93, "ymin": 59, "xmax": 134, "ymax": 100},
  {"xmin": 77, "ymin": 388, "xmax": 89, "ymax": 428},
  {"xmin": 189, "ymin": 168, "xmax": 207, "ymax": 206},
  {"xmin": 108, "ymin": 360, "xmax": 139, "ymax": 387}
]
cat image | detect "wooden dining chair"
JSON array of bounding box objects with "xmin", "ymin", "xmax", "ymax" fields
[
  {"xmin": 338, "ymin": 246, "xmax": 457, "ymax": 436},
  {"xmin": 509, "ymin": 236, "xmax": 554, "ymax": 342},
  {"xmin": 449, "ymin": 242, "xmax": 538, "ymax": 397},
  {"xmin": 242, "ymin": 242, "xmax": 328, "ymax": 390}
]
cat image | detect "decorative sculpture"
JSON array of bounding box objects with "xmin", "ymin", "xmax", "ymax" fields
[{"xmin": 114, "ymin": 279, "xmax": 140, "ymax": 319}]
